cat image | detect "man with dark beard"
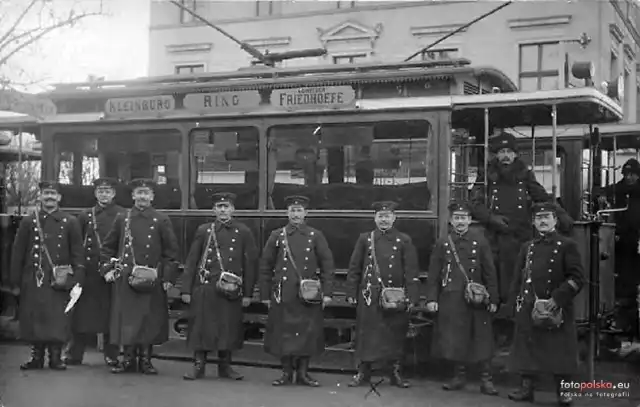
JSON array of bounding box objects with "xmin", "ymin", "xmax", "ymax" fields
[
  {"xmin": 599, "ymin": 158, "xmax": 640, "ymax": 337},
  {"xmin": 471, "ymin": 132, "xmax": 573, "ymax": 345},
  {"xmin": 181, "ymin": 192, "xmax": 258, "ymax": 381},
  {"xmin": 10, "ymin": 181, "xmax": 85, "ymax": 370},
  {"xmin": 100, "ymin": 178, "xmax": 180, "ymax": 375},
  {"xmin": 345, "ymin": 201, "xmax": 419, "ymax": 389},
  {"xmin": 65, "ymin": 178, "xmax": 124, "ymax": 367}
]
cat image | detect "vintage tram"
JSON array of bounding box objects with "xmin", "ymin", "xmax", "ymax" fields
[{"xmin": 0, "ymin": 59, "xmax": 624, "ymax": 374}]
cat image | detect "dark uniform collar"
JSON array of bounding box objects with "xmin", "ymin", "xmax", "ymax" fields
[
  {"xmin": 534, "ymin": 229, "xmax": 558, "ymax": 243},
  {"xmin": 215, "ymin": 219, "xmax": 234, "ymax": 230},
  {"xmin": 451, "ymin": 229, "xmax": 470, "ymax": 240},
  {"xmin": 285, "ymin": 222, "xmax": 308, "ymax": 235},
  {"xmin": 374, "ymin": 227, "xmax": 396, "ymax": 240},
  {"xmin": 132, "ymin": 205, "xmax": 154, "ymax": 218},
  {"xmin": 94, "ymin": 202, "xmax": 114, "ymax": 214}
]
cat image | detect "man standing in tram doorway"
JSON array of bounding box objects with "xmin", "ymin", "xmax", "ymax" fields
[
  {"xmin": 345, "ymin": 201, "xmax": 419, "ymax": 389},
  {"xmin": 259, "ymin": 195, "xmax": 335, "ymax": 387},
  {"xmin": 100, "ymin": 178, "xmax": 180, "ymax": 375},
  {"xmin": 425, "ymin": 201, "xmax": 499, "ymax": 395},
  {"xmin": 506, "ymin": 202, "xmax": 583, "ymax": 406},
  {"xmin": 470, "ymin": 132, "xmax": 573, "ymax": 346},
  {"xmin": 598, "ymin": 158, "xmax": 640, "ymax": 338},
  {"xmin": 181, "ymin": 192, "xmax": 258, "ymax": 381},
  {"xmin": 65, "ymin": 178, "xmax": 124, "ymax": 367},
  {"xmin": 10, "ymin": 181, "xmax": 85, "ymax": 371}
]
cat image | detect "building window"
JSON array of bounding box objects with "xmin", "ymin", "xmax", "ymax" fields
[
  {"xmin": 610, "ymin": 51, "xmax": 619, "ymax": 80},
  {"xmin": 337, "ymin": 1, "xmax": 356, "ymax": 8},
  {"xmin": 179, "ymin": 0, "xmax": 197, "ymax": 24},
  {"xmin": 420, "ymin": 48, "xmax": 459, "ymax": 61},
  {"xmin": 256, "ymin": 1, "xmax": 273, "ymax": 16},
  {"xmin": 175, "ymin": 64, "xmax": 205, "ymax": 74},
  {"xmin": 518, "ymin": 42, "xmax": 561, "ymax": 92},
  {"xmin": 333, "ymin": 54, "xmax": 366, "ymax": 64}
]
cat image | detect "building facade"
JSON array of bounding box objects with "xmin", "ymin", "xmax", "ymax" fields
[{"xmin": 148, "ymin": 1, "xmax": 640, "ymax": 121}]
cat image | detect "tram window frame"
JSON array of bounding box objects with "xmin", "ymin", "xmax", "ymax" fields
[
  {"xmin": 52, "ymin": 130, "xmax": 183, "ymax": 209},
  {"xmin": 187, "ymin": 126, "xmax": 260, "ymax": 210},
  {"xmin": 265, "ymin": 120, "xmax": 435, "ymax": 211}
]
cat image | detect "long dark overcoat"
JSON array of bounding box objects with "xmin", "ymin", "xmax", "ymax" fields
[
  {"xmin": 346, "ymin": 228, "xmax": 419, "ymax": 363},
  {"xmin": 100, "ymin": 206, "xmax": 180, "ymax": 346},
  {"xmin": 425, "ymin": 228, "xmax": 499, "ymax": 363},
  {"xmin": 73, "ymin": 203, "xmax": 124, "ymax": 334},
  {"xmin": 471, "ymin": 158, "xmax": 573, "ymax": 302},
  {"xmin": 10, "ymin": 209, "xmax": 85, "ymax": 342},
  {"xmin": 182, "ymin": 220, "xmax": 258, "ymax": 352},
  {"xmin": 507, "ymin": 232, "xmax": 584, "ymax": 375},
  {"xmin": 259, "ymin": 223, "xmax": 335, "ymax": 358}
]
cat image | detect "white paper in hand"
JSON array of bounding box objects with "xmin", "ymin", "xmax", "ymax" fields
[{"xmin": 65, "ymin": 284, "xmax": 83, "ymax": 314}]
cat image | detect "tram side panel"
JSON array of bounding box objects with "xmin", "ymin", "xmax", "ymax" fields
[{"xmin": 571, "ymin": 222, "xmax": 616, "ymax": 323}]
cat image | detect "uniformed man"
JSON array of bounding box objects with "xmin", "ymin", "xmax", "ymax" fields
[
  {"xmin": 598, "ymin": 158, "xmax": 640, "ymax": 337},
  {"xmin": 345, "ymin": 201, "xmax": 419, "ymax": 389},
  {"xmin": 100, "ymin": 178, "xmax": 180, "ymax": 375},
  {"xmin": 10, "ymin": 181, "xmax": 85, "ymax": 370},
  {"xmin": 507, "ymin": 202, "xmax": 584, "ymax": 406},
  {"xmin": 259, "ymin": 195, "xmax": 335, "ymax": 387},
  {"xmin": 425, "ymin": 201, "xmax": 499, "ymax": 395},
  {"xmin": 181, "ymin": 192, "xmax": 258, "ymax": 381},
  {"xmin": 65, "ymin": 177, "xmax": 124, "ymax": 367},
  {"xmin": 471, "ymin": 132, "xmax": 573, "ymax": 348},
  {"xmin": 471, "ymin": 132, "xmax": 574, "ymax": 304}
]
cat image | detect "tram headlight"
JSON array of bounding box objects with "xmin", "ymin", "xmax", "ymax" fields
[
  {"xmin": 606, "ymin": 75, "xmax": 624, "ymax": 101},
  {"xmin": 571, "ymin": 61, "xmax": 595, "ymax": 80}
]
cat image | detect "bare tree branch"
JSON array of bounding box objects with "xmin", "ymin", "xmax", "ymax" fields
[
  {"xmin": 0, "ymin": 0, "xmax": 39, "ymax": 49},
  {"xmin": 0, "ymin": 11, "xmax": 101, "ymax": 68}
]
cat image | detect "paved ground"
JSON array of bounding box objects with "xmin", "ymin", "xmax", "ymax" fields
[{"xmin": 0, "ymin": 343, "xmax": 637, "ymax": 407}]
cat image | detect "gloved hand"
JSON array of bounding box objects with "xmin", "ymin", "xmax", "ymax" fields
[{"xmin": 490, "ymin": 215, "xmax": 509, "ymax": 231}]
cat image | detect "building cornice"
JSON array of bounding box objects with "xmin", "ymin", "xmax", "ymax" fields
[
  {"xmin": 508, "ymin": 15, "xmax": 571, "ymax": 29},
  {"xmin": 149, "ymin": 1, "xmax": 476, "ymax": 31}
]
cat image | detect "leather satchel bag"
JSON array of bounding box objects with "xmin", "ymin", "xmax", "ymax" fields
[
  {"xmin": 122, "ymin": 211, "xmax": 158, "ymax": 293},
  {"xmin": 370, "ymin": 232, "xmax": 407, "ymax": 311},
  {"xmin": 282, "ymin": 228, "xmax": 322, "ymax": 304},
  {"xmin": 448, "ymin": 235, "xmax": 489, "ymax": 307},
  {"xmin": 34, "ymin": 213, "xmax": 75, "ymax": 291},
  {"xmin": 531, "ymin": 298, "xmax": 564, "ymax": 329}
]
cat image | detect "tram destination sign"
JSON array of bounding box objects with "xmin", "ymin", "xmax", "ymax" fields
[
  {"xmin": 105, "ymin": 95, "xmax": 176, "ymax": 118},
  {"xmin": 184, "ymin": 91, "xmax": 261, "ymax": 114},
  {"xmin": 270, "ymin": 86, "xmax": 356, "ymax": 110}
]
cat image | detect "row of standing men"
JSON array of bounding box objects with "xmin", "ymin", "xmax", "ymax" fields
[{"xmin": 8, "ymin": 132, "xmax": 583, "ymax": 406}]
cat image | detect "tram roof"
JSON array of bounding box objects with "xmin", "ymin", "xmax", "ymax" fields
[
  {"xmin": 45, "ymin": 59, "xmax": 517, "ymax": 98},
  {"xmin": 452, "ymin": 87, "xmax": 622, "ymax": 127}
]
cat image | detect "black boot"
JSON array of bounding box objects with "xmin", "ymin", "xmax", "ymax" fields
[
  {"xmin": 272, "ymin": 356, "xmax": 294, "ymax": 386},
  {"xmin": 296, "ymin": 357, "xmax": 320, "ymax": 387},
  {"xmin": 102, "ymin": 334, "xmax": 119, "ymax": 367},
  {"xmin": 19, "ymin": 343, "xmax": 45, "ymax": 370},
  {"xmin": 218, "ymin": 351, "xmax": 243, "ymax": 380},
  {"xmin": 112, "ymin": 346, "xmax": 137, "ymax": 374},
  {"xmin": 348, "ymin": 362, "xmax": 371, "ymax": 387},
  {"xmin": 442, "ymin": 364, "xmax": 466, "ymax": 391},
  {"xmin": 63, "ymin": 334, "xmax": 85, "ymax": 365},
  {"xmin": 48, "ymin": 343, "xmax": 67, "ymax": 370},
  {"xmin": 508, "ymin": 375, "xmax": 535, "ymax": 402},
  {"xmin": 389, "ymin": 360, "xmax": 410, "ymax": 388},
  {"xmin": 555, "ymin": 375, "xmax": 573, "ymax": 406},
  {"xmin": 139, "ymin": 345, "xmax": 158, "ymax": 375},
  {"xmin": 479, "ymin": 362, "xmax": 498, "ymax": 396},
  {"xmin": 183, "ymin": 351, "xmax": 207, "ymax": 380}
]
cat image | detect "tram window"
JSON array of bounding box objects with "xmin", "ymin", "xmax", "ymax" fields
[
  {"xmin": 188, "ymin": 127, "xmax": 259, "ymax": 210},
  {"xmin": 518, "ymin": 148, "xmax": 563, "ymax": 197},
  {"xmin": 53, "ymin": 130, "xmax": 182, "ymax": 209},
  {"xmin": 266, "ymin": 120, "xmax": 433, "ymax": 210}
]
